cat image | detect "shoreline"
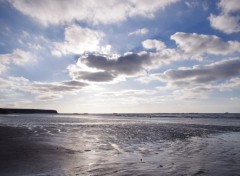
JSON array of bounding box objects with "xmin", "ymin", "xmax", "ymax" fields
[
  {"xmin": 0, "ymin": 108, "xmax": 58, "ymax": 114},
  {"xmin": 1, "ymin": 116, "xmax": 240, "ymax": 176}
]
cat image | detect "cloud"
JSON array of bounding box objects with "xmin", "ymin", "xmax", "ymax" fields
[
  {"xmin": 0, "ymin": 63, "xmax": 8, "ymax": 74},
  {"xmin": 67, "ymin": 49, "xmax": 177, "ymax": 83},
  {"xmin": 209, "ymin": 14, "xmax": 240, "ymax": 34},
  {"xmin": 161, "ymin": 58, "xmax": 240, "ymax": 84},
  {"xmin": 98, "ymin": 89, "xmax": 157, "ymax": 97},
  {"xmin": 128, "ymin": 28, "xmax": 149, "ymax": 36},
  {"xmin": 90, "ymin": 89, "xmax": 160, "ymax": 106},
  {"xmin": 9, "ymin": 0, "xmax": 179, "ymax": 26},
  {"xmin": 138, "ymin": 58, "xmax": 240, "ymax": 99},
  {"xmin": 218, "ymin": 0, "xmax": 240, "ymax": 13},
  {"xmin": 142, "ymin": 39, "xmax": 166, "ymax": 51},
  {"xmin": 0, "ymin": 76, "xmax": 88, "ymax": 101},
  {"xmin": 68, "ymin": 52, "xmax": 156, "ymax": 82},
  {"xmin": 219, "ymin": 77, "xmax": 240, "ymax": 91},
  {"xmin": 80, "ymin": 52, "xmax": 152, "ymax": 75},
  {"xmin": 0, "ymin": 49, "xmax": 34, "ymax": 74},
  {"xmin": 184, "ymin": 0, "xmax": 199, "ymax": 8},
  {"xmin": 0, "ymin": 49, "xmax": 33, "ymax": 65},
  {"xmin": 0, "ymin": 76, "xmax": 29, "ymax": 88},
  {"xmin": 52, "ymin": 24, "xmax": 106, "ymax": 56},
  {"xmin": 68, "ymin": 32, "xmax": 240, "ymax": 83},
  {"xmin": 29, "ymin": 80, "xmax": 88, "ymax": 94},
  {"xmin": 209, "ymin": 0, "xmax": 240, "ymax": 34},
  {"xmin": 171, "ymin": 86, "xmax": 214, "ymax": 100},
  {"xmin": 36, "ymin": 94, "xmax": 63, "ymax": 101},
  {"xmin": 70, "ymin": 70, "xmax": 116, "ymax": 82},
  {"xmin": 171, "ymin": 32, "xmax": 240, "ymax": 57}
]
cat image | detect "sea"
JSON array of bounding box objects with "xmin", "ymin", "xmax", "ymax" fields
[{"xmin": 0, "ymin": 113, "xmax": 240, "ymax": 176}]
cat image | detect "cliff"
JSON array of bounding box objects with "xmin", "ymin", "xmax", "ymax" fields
[{"xmin": 0, "ymin": 108, "xmax": 58, "ymax": 114}]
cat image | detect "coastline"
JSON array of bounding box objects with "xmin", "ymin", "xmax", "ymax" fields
[
  {"xmin": 1, "ymin": 114, "xmax": 240, "ymax": 175},
  {"xmin": 0, "ymin": 108, "xmax": 58, "ymax": 114}
]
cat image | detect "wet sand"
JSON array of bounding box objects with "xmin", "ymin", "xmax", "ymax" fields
[
  {"xmin": 1, "ymin": 114, "xmax": 240, "ymax": 175},
  {"xmin": 0, "ymin": 126, "xmax": 80, "ymax": 176}
]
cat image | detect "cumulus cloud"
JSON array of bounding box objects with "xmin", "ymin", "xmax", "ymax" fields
[
  {"xmin": 209, "ymin": 0, "xmax": 240, "ymax": 34},
  {"xmin": 80, "ymin": 52, "xmax": 152, "ymax": 75},
  {"xmin": 128, "ymin": 28, "xmax": 149, "ymax": 36},
  {"xmin": 171, "ymin": 32, "xmax": 240, "ymax": 57},
  {"xmin": 52, "ymin": 24, "xmax": 106, "ymax": 56},
  {"xmin": 68, "ymin": 52, "xmax": 157, "ymax": 82},
  {"xmin": 142, "ymin": 39, "xmax": 166, "ymax": 51},
  {"xmin": 209, "ymin": 14, "xmax": 240, "ymax": 34},
  {"xmin": 67, "ymin": 32, "xmax": 240, "ymax": 83},
  {"xmin": 218, "ymin": 0, "xmax": 240, "ymax": 14},
  {"xmin": 138, "ymin": 58, "xmax": 240, "ymax": 99},
  {"xmin": 9, "ymin": 0, "xmax": 179, "ymax": 25}
]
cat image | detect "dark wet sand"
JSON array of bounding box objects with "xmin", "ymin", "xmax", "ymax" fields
[
  {"xmin": 1, "ymin": 122, "xmax": 240, "ymax": 176},
  {"xmin": 0, "ymin": 126, "xmax": 79, "ymax": 176}
]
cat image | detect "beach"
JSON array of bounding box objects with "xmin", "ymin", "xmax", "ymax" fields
[{"xmin": 0, "ymin": 114, "xmax": 240, "ymax": 176}]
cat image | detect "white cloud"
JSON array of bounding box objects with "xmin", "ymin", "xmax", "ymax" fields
[
  {"xmin": 9, "ymin": 0, "xmax": 179, "ymax": 26},
  {"xmin": 36, "ymin": 94, "xmax": 63, "ymax": 101},
  {"xmin": 0, "ymin": 63, "xmax": 8, "ymax": 74},
  {"xmin": 52, "ymin": 24, "xmax": 106, "ymax": 56},
  {"xmin": 128, "ymin": 28, "xmax": 149, "ymax": 36},
  {"xmin": 27, "ymin": 43, "xmax": 42, "ymax": 50},
  {"xmin": 98, "ymin": 89, "xmax": 157, "ymax": 97},
  {"xmin": 0, "ymin": 76, "xmax": 88, "ymax": 101},
  {"xmin": 0, "ymin": 49, "xmax": 34, "ymax": 74},
  {"xmin": 209, "ymin": 14, "xmax": 240, "ymax": 34},
  {"xmin": 218, "ymin": 0, "xmax": 240, "ymax": 13},
  {"xmin": 142, "ymin": 39, "xmax": 166, "ymax": 51},
  {"xmin": 171, "ymin": 86, "xmax": 213, "ymax": 100},
  {"xmin": 0, "ymin": 49, "xmax": 33, "ymax": 65},
  {"xmin": 171, "ymin": 32, "xmax": 240, "ymax": 57},
  {"xmin": 11, "ymin": 49, "xmax": 33, "ymax": 65},
  {"xmin": 0, "ymin": 76, "xmax": 29, "ymax": 90},
  {"xmin": 138, "ymin": 58, "xmax": 240, "ymax": 99},
  {"xmin": 185, "ymin": 0, "xmax": 199, "ymax": 8},
  {"xmin": 219, "ymin": 77, "xmax": 240, "ymax": 91},
  {"xmin": 67, "ymin": 32, "xmax": 240, "ymax": 83},
  {"xmin": 28, "ymin": 80, "xmax": 88, "ymax": 95},
  {"xmin": 209, "ymin": 0, "xmax": 240, "ymax": 34}
]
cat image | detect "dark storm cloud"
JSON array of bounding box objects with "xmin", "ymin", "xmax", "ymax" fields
[{"xmin": 162, "ymin": 58, "xmax": 240, "ymax": 83}]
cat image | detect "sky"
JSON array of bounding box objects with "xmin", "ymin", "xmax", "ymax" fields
[{"xmin": 0, "ymin": 0, "xmax": 240, "ymax": 113}]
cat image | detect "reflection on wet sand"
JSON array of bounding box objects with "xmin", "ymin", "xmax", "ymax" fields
[{"xmin": 0, "ymin": 114, "xmax": 240, "ymax": 175}]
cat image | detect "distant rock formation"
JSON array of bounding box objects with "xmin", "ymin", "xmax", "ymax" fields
[{"xmin": 0, "ymin": 108, "xmax": 58, "ymax": 114}]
